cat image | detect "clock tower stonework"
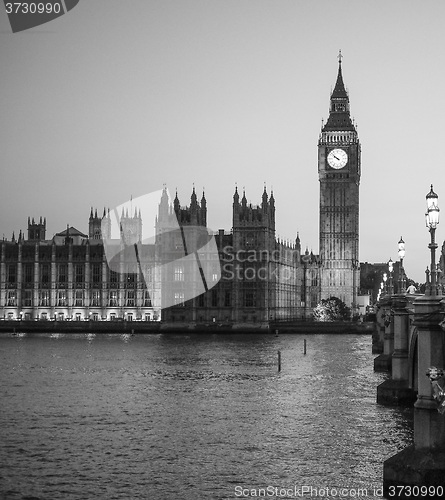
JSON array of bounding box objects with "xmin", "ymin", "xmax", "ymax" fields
[{"xmin": 318, "ymin": 56, "xmax": 361, "ymax": 310}]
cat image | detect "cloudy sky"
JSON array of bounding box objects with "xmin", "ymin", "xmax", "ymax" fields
[{"xmin": 1, "ymin": 0, "xmax": 444, "ymax": 282}]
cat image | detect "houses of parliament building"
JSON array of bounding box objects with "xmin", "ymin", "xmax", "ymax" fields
[{"xmin": 0, "ymin": 56, "xmax": 361, "ymax": 324}]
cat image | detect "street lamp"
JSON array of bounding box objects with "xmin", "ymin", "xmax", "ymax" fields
[
  {"xmin": 388, "ymin": 258, "xmax": 394, "ymax": 295},
  {"xmin": 398, "ymin": 236, "xmax": 406, "ymax": 293},
  {"xmin": 383, "ymin": 272, "xmax": 388, "ymax": 295},
  {"xmin": 425, "ymin": 185, "xmax": 440, "ymax": 296}
]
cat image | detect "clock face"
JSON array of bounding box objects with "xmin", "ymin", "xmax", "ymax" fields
[{"xmin": 327, "ymin": 148, "xmax": 348, "ymax": 169}]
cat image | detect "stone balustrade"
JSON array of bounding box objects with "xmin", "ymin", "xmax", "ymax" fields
[{"xmin": 375, "ymin": 292, "xmax": 445, "ymax": 496}]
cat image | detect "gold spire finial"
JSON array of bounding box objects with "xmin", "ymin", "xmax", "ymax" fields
[{"xmin": 338, "ymin": 49, "xmax": 343, "ymax": 64}]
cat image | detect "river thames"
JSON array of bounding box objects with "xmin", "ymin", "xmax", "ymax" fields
[{"xmin": 0, "ymin": 332, "xmax": 413, "ymax": 500}]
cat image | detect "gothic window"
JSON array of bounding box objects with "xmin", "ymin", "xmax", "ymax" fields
[
  {"xmin": 91, "ymin": 290, "xmax": 100, "ymax": 307},
  {"xmin": 211, "ymin": 289, "xmax": 218, "ymax": 307},
  {"xmin": 75, "ymin": 290, "xmax": 83, "ymax": 306},
  {"xmin": 126, "ymin": 290, "xmax": 135, "ymax": 307},
  {"xmin": 144, "ymin": 291, "xmax": 152, "ymax": 307},
  {"xmin": 110, "ymin": 270, "xmax": 119, "ymax": 285},
  {"xmin": 24, "ymin": 290, "xmax": 32, "ymax": 307},
  {"xmin": 24, "ymin": 264, "xmax": 33, "ymax": 284},
  {"xmin": 39, "ymin": 291, "xmax": 49, "ymax": 306},
  {"xmin": 245, "ymin": 233, "xmax": 255, "ymax": 248},
  {"xmin": 41, "ymin": 264, "xmax": 49, "ymax": 284},
  {"xmin": 174, "ymin": 267, "xmax": 184, "ymax": 281},
  {"xmin": 109, "ymin": 291, "xmax": 117, "ymax": 307},
  {"xmin": 143, "ymin": 266, "xmax": 152, "ymax": 283},
  {"xmin": 58, "ymin": 290, "xmax": 66, "ymax": 306},
  {"xmin": 126, "ymin": 273, "xmax": 135, "ymax": 286},
  {"xmin": 212, "ymin": 264, "xmax": 219, "ymax": 281},
  {"xmin": 245, "ymin": 291, "xmax": 255, "ymax": 308},
  {"xmin": 92, "ymin": 264, "xmax": 101, "ymax": 285},
  {"xmin": 57, "ymin": 265, "xmax": 67, "ymax": 285},
  {"xmin": 7, "ymin": 265, "xmax": 16, "ymax": 284},
  {"xmin": 7, "ymin": 291, "xmax": 16, "ymax": 306},
  {"xmin": 174, "ymin": 292, "xmax": 185, "ymax": 306},
  {"xmin": 75, "ymin": 265, "xmax": 84, "ymax": 284}
]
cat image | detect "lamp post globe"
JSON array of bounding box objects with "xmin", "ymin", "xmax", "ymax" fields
[
  {"xmin": 398, "ymin": 237, "xmax": 406, "ymax": 293},
  {"xmin": 425, "ymin": 185, "xmax": 440, "ymax": 296},
  {"xmin": 388, "ymin": 258, "xmax": 394, "ymax": 294}
]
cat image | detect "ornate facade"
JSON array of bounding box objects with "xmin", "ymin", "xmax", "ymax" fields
[
  {"xmin": 161, "ymin": 187, "xmax": 320, "ymax": 324},
  {"xmin": 0, "ymin": 188, "xmax": 320, "ymax": 323},
  {"xmin": 0, "ymin": 213, "xmax": 159, "ymax": 322}
]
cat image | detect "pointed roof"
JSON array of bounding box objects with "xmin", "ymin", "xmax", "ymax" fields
[
  {"xmin": 55, "ymin": 226, "xmax": 88, "ymax": 238},
  {"xmin": 262, "ymin": 184, "xmax": 268, "ymax": 203},
  {"xmin": 331, "ymin": 58, "xmax": 348, "ymax": 99},
  {"xmin": 233, "ymin": 185, "xmax": 239, "ymax": 203},
  {"xmin": 241, "ymin": 189, "xmax": 247, "ymax": 207},
  {"xmin": 191, "ymin": 186, "xmax": 197, "ymax": 205},
  {"xmin": 323, "ymin": 54, "xmax": 355, "ymax": 132}
]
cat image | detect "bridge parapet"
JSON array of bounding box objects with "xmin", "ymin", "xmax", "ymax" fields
[
  {"xmin": 374, "ymin": 295, "xmax": 394, "ymax": 372},
  {"xmin": 376, "ymin": 293, "xmax": 420, "ymax": 406},
  {"xmin": 383, "ymin": 293, "xmax": 445, "ymax": 496}
]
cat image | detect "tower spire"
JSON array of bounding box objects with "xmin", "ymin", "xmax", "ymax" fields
[
  {"xmin": 331, "ymin": 52, "xmax": 348, "ymax": 100},
  {"xmin": 322, "ymin": 52, "xmax": 355, "ymax": 132}
]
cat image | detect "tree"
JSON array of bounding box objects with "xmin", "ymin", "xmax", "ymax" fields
[{"xmin": 313, "ymin": 296, "xmax": 351, "ymax": 322}]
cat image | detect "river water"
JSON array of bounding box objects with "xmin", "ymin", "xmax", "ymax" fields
[{"xmin": 0, "ymin": 332, "xmax": 413, "ymax": 500}]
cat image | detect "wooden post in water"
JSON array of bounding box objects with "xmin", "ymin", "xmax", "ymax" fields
[
  {"xmin": 304, "ymin": 339, "xmax": 307, "ymax": 355},
  {"xmin": 278, "ymin": 350, "xmax": 281, "ymax": 372}
]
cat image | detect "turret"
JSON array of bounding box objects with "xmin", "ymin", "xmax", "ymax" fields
[
  {"xmin": 28, "ymin": 216, "xmax": 46, "ymax": 241},
  {"xmin": 262, "ymin": 185, "xmax": 268, "ymax": 211},
  {"xmin": 201, "ymin": 190, "xmax": 207, "ymax": 227},
  {"xmin": 89, "ymin": 208, "xmax": 103, "ymax": 240}
]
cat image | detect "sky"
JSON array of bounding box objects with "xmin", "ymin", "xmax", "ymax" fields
[{"xmin": 1, "ymin": 0, "xmax": 445, "ymax": 283}]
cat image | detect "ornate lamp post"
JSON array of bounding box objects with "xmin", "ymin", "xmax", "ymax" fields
[
  {"xmin": 425, "ymin": 185, "xmax": 440, "ymax": 296},
  {"xmin": 383, "ymin": 272, "xmax": 387, "ymax": 295},
  {"xmin": 388, "ymin": 258, "xmax": 394, "ymax": 295},
  {"xmin": 398, "ymin": 237, "xmax": 406, "ymax": 293},
  {"xmin": 383, "ymin": 185, "xmax": 445, "ymax": 494}
]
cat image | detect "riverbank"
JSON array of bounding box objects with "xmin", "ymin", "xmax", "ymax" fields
[{"xmin": 0, "ymin": 319, "xmax": 374, "ymax": 334}]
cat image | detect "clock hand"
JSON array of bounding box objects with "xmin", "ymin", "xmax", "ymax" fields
[{"xmin": 333, "ymin": 155, "xmax": 340, "ymax": 161}]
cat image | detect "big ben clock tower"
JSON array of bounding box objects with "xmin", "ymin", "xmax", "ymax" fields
[{"xmin": 318, "ymin": 52, "xmax": 360, "ymax": 310}]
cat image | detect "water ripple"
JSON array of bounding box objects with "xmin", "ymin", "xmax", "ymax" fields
[{"xmin": 0, "ymin": 333, "xmax": 413, "ymax": 500}]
